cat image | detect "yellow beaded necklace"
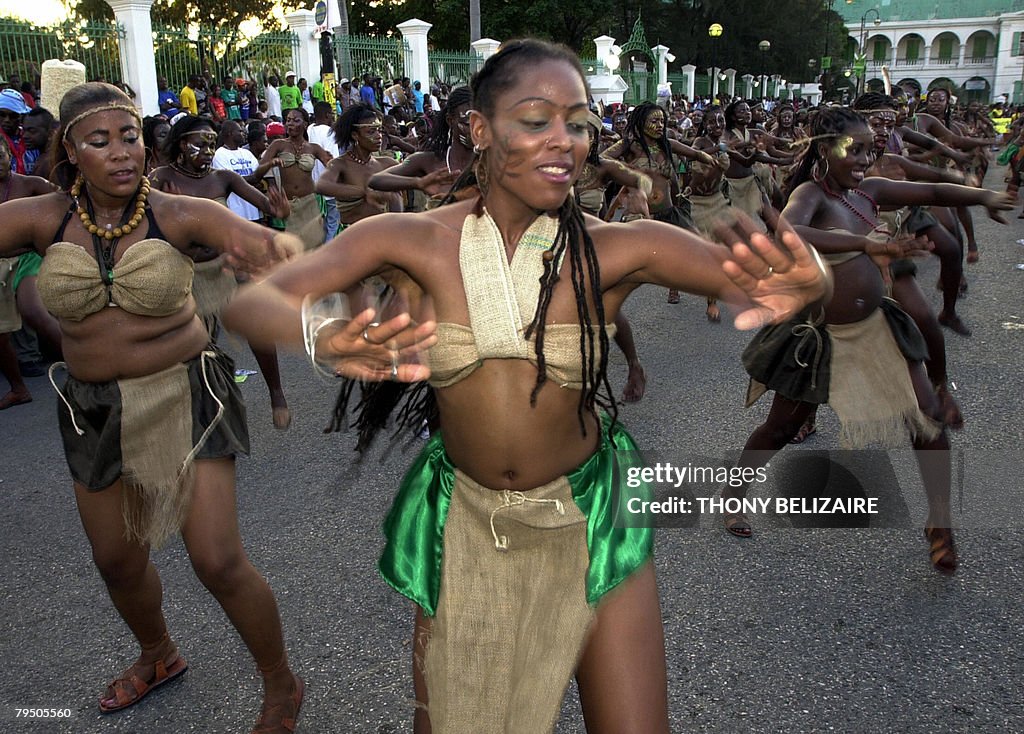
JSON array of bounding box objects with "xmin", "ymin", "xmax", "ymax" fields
[{"xmin": 71, "ymin": 174, "xmax": 151, "ymax": 241}]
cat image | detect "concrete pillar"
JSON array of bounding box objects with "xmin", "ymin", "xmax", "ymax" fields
[
  {"xmin": 652, "ymin": 44, "xmax": 673, "ymax": 87},
  {"xmin": 105, "ymin": 0, "xmax": 158, "ymax": 116},
  {"xmin": 742, "ymin": 73, "xmax": 754, "ymax": 98},
  {"xmin": 724, "ymin": 68, "xmax": 736, "ymax": 97},
  {"xmin": 681, "ymin": 63, "xmax": 696, "ymax": 101},
  {"xmin": 958, "ymin": 43, "xmax": 967, "ymax": 66},
  {"xmin": 710, "ymin": 67, "xmax": 719, "ymax": 97},
  {"xmin": 923, "ymin": 44, "xmax": 931, "ymax": 65},
  {"xmin": 471, "ymin": 37, "xmax": 501, "ymax": 62},
  {"xmin": 398, "ymin": 18, "xmax": 432, "ymax": 87},
  {"xmin": 284, "ymin": 10, "xmax": 320, "ymax": 84},
  {"xmin": 594, "ymin": 35, "xmax": 616, "ymax": 73}
]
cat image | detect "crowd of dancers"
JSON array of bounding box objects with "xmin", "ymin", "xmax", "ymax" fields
[{"xmin": 0, "ymin": 38, "xmax": 1015, "ymax": 734}]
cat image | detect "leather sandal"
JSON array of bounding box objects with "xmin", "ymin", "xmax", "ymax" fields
[
  {"xmin": 99, "ymin": 654, "xmax": 188, "ymax": 713},
  {"xmin": 924, "ymin": 527, "xmax": 958, "ymax": 576},
  {"xmin": 724, "ymin": 512, "xmax": 752, "ymax": 538},
  {"xmin": 252, "ymin": 674, "xmax": 305, "ymax": 733}
]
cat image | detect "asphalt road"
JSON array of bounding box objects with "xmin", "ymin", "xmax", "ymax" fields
[{"xmin": 2, "ymin": 169, "xmax": 1023, "ymax": 733}]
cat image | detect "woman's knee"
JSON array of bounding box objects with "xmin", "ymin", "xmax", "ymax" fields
[
  {"xmin": 189, "ymin": 545, "xmax": 250, "ymax": 593},
  {"xmin": 91, "ymin": 544, "xmax": 151, "ymax": 589}
]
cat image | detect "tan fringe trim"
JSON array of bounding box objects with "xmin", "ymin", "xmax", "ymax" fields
[
  {"xmin": 286, "ymin": 193, "xmax": 325, "ymax": 252},
  {"xmin": 190, "ymin": 257, "xmax": 237, "ymax": 318},
  {"xmin": 423, "ymin": 471, "xmax": 594, "ymax": 733},
  {"xmin": 118, "ymin": 363, "xmax": 194, "ymax": 547},
  {"xmin": 828, "ymin": 309, "xmax": 941, "ymax": 448}
]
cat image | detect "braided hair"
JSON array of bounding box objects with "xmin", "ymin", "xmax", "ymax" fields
[
  {"xmin": 329, "ymin": 39, "xmax": 617, "ymax": 448},
  {"xmin": 852, "ymin": 92, "xmax": 897, "ymax": 112},
  {"xmin": 332, "ymin": 103, "xmax": 380, "ymax": 149},
  {"xmin": 696, "ymin": 104, "xmax": 724, "ymax": 139},
  {"xmin": 786, "ymin": 106, "xmax": 866, "ymax": 197},
  {"xmin": 621, "ymin": 102, "xmax": 675, "ymax": 178},
  {"xmin": 421, "ymin": 85, "xmax": 471, "ymax": 157},
  {"xmin": 164, "ymin": 115, "xmax": 216, "ymax": 162},
  {"xmin": 925, "ymin": 87, "xmax": 952, "ymax": 129}
]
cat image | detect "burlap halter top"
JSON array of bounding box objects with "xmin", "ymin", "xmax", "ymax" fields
[
  {"xmin": 37, "ymin": 239, "xmax": 194, "ymax": 321},
  {"xmin": 426, "ymin": 209, "xmax": 613, "ymax": 389}
]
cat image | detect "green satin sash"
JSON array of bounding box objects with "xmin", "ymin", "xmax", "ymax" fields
[{"xmin": 378, "ymin": 417, "xmax": 654, "ymax": 616}]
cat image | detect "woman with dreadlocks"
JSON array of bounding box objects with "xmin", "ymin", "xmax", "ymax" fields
[
  {"xmin": 722, "ymin": 105, "xmax": 1012, "ymax": 577},
  {"xmin": 225, "ymin": 39, "xmax": 827, "ymax": 733},
  {"xmin": 601, "ymin": 101, "xmax": 719, "ymax": 304},
  {"xmin": 366, "ymin": 86, "xmax": 472, "ymax": 209}
]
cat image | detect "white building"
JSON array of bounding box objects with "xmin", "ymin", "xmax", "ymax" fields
[{"xmin": 840, "ymin": 0, "xmax": 1024, "ymax": 103}]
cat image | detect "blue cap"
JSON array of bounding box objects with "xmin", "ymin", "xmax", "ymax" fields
[{"xmin": 0, "ymin": 88, "xmax": 30, "ymax": 114}]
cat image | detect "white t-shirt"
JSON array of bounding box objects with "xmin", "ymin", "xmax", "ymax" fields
[
  {"xmin": 307, "ymin": 123, "xmax": 339, "ymax": 182},
  {"xmin": 211, "ymin": 147, "xmax": 261, "ymax": 221},
  {"xmin": 265, "ymin": 84, "xmax": 282, "ymax": 119}
]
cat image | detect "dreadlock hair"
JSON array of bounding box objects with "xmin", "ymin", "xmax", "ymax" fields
[
  {"xmin": 621, "ymin": 102, "xmax": 674, "ymax": 178},
  {"xmin": 164, "ymin": 115, "xmax": 216, "ymax": 163},
  {"xmin": 785, "ymin": 106, "xmax": 866, "ymax": 198},
  {"xmin": 421, "ymin": 85, "xmax": 471, "ymax": 157},
  {"xmin": 852, "ymin": 92, "xmax": 897, "ymax": 112},
  {"xmin": 332, "ymin": 103, "xmax": 379, "ymax": 149},
  {"xmin": 724, "ymin": 99, "xmax": 750, "ymax": 132},
  {"xmin": 329, "ymin": 38, "xmax": 617, "ymax": 449}
]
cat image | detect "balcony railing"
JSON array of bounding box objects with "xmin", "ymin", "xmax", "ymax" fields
[
  {"xmin": 894, "ymin": 58, "xmax": 923, "ymax": 67},
  {"xmin": 966, "ymin": 56, "xmax": 995, "ymax": 65},
  {"xmin": 932, "ymin": 57, "xmax": 957, "ymax": 65}
]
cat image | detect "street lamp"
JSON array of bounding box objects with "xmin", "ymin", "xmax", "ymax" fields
[
  {"xmin": 858, "ymin": 8, "xmax": 882, "ymax": 96},
  {"xmin": 758, "ymin": 39, "xmax": 770, "ymax": 100},
  {"xmin": 709, "ymin": 23, "xmax": 723, "ymax": 100}
]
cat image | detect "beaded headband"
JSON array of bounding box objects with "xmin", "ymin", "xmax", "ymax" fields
[{"xmin": 62, "ymin": 103, "xmax": 142, "ymax": 142}]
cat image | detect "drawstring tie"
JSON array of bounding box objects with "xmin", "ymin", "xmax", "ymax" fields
[
  {"xmin": 489, "ymin": 490, "xmax": 566, "ymax": 551},
  {"xmin": 49, "ymin": 351, "xmax": 224, "ymax": 471},
  {"xmin": 790, "ymin": 310, "xmax": 826, "ymax": 390}
]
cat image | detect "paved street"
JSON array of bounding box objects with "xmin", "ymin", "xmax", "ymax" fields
[{"xmin": 2, "ymin": 171, "xmax": 1023, "ymax": 733}]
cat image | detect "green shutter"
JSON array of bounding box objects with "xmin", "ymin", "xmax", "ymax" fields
[
  {"xmin": 1015, "ymin": 33, "xmax": 1022, "ymax": 57},
  {"xmin": 905, "ymin": 39, "xmax": 919, "ymax": 61},
  {"xmin": 973, "ymin": 37, "xmax": 987, "ymax": 59},
  {"xmin": 938, "ymin": 37, "xmax": 953, "ymax": 60},
  {"xmin": 873, "ymin": 40, "xmax": 887, "ymax": 62}
]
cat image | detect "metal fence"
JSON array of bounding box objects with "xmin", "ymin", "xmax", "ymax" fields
[
  {"xmin": 152, "ymin": 24, "xmax": 299, "ymax": 94},
  {"xmin": 334, "ymin": 34, "xmax": 409, "ymax": 84},
  {"xmin": 0, "ymin": 18, "xmax": 124, "ymax": 89},
  {"xmin": 622, "ymin": 69, "xmax": 654, "ymax": 105},
  {"xmin": 428, "ymin": 50, "xmax": 481, "ymax": 88}
]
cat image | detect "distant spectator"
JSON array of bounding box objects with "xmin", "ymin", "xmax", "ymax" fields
[
  {"xmin": 0, "ymin": 88, "xmax": 29, "ymax": 172},
  {"xmin": 279, "ymin": 71, "xmax": 301, "ymax": 111},
  {"xmin": 299, "ymin": 78, "xmax": 314, "ymax": 115},
  {"xmin": 208, "ymin": 83, "xmax": 227, "ymax": 121},
  {"xmin": 157, "ymin": 76, "xmax": 180, "ymax": 116},
  {"xmin": 264, "ymin": 73, "xmax": 282, "ymax": 118},
  {"xmin": 22, "ymin": 106, "xmax": 53, "ymax": 177},
  {"xmin": 221, "ymin": 74, "xmax": 241, "ymax": 120},
  {"xmin": 7, "ymin": 74, "xmax": 34, "ymax": 109},
  {"xmin": 337, "ymin": 78, "xmax": 360, "ymax": 113},
  {"xmin": 311, "ymin": 71, "xmax": 327, "ymax": 104},
  {"xmin": 359, "ymin": 74, "xmax": 377, "ymax": 108},
  {"xmin": 180, "ymin": 75, "xmax": 200, "ymax": 115},
  {"xmin": 411, "ymin": 80, "xmax": 425, "ymax": 114}
]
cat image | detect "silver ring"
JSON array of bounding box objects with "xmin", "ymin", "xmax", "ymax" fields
[
  {"xmin": 765, "ymin": 266, "xmax": 774, "ymax": 277},
  {"xmin": 390, "ymin": 362, "xmax": 399, "ymax": 380},
  {"xmin": 362, "ymin": 322, "xmax": 381, "ymax": 343}
]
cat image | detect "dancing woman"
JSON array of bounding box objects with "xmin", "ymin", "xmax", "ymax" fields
[
  {"xmin": 225, "ymin": 40, "xmax": 828, "ymax": 733},
  {"xmin": 151, "ymin": 115, "xmax": 295, "ymax": 429},
  {"xmin": 0, "ymin": 83, "xmax": 303, "ymax": 732},
  {"xmin": 262, "ymin": 106, "xmax": 334, "ymax": 251},
  {"xmin": 724, "ymin": 106, "xmax": 1012, "ymax": 576}
]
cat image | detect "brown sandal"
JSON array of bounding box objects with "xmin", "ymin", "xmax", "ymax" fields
[
  {"xmin": 99, "ymin": 654, "xmax": 188, "ymax": 713},
  {"xmin": 724, "ymin": 512, "xmax": 752, "ymax": 538},
  {"xmin": 252, "ymin": 675, "xmax": 305, "ymax": 733},
  {"xmin": 924, "ymin": 527, "xmax": 958, "ymax": 576}
]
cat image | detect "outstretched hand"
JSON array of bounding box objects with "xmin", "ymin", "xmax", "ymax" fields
[
  {"xmin": 713, "ymin": 210, "xmax": 832, "ymax": 330},
  {"xmin": 223, "ymin": 230, "xmax": 302, "ymax": 275},
  {"xmin": 319, "ymin": 308, "xmax": 437, "ymax": 382},
  {"xmin": 420, "ymin": 167, "xmax": 460, "ymax": 196},
  {"xmin": 983, "ymin": 190, "xmax": 1015, "ymax": 223}
]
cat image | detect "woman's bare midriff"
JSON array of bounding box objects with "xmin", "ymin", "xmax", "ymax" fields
[
  {"xmin": 60, "ymin": 300, "xmax": 210, "ymax": 382},
  {"xmin": 437, "ymin": 359, "xmax": 602, "ymax": 491},
  {"xmin": 822, "ymin": 254, "xmax": 886, "ymax": 324}
]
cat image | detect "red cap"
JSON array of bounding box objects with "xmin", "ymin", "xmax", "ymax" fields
[{"xmin": 266, "ymin": 121, "xmax": 286, "ymax": 137}]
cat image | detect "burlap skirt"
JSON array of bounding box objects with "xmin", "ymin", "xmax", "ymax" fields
[
  {"xmin": 286, "ymin": 192, "xmax": 325, "ymax": 252},
  {"xmin": 379, "ymin": 419, "xmax": 654, "ymax": 732},
  {"xmin": 52, "ymin": 346, "xmax": 249, "ymax": 546},
  {"xmin": 577, "ymin": 188, "xmax": 605, "ymax": 217},
  {"xmin": 689, "ymin": 190, "xmax": 730, "ymax": 238},
  {"xmin": 725, "ymin": 174, "xmax": 766, "ymax": 230},
  {"xmin": 423, "ymin": 471, "xmax": 594, "ymax": 733},
  {"xmin": 743, "ymin": 300, "xmax": 939, "ymax": 448},
  {"xmin": 0, "ymin": 257, "xmax": 21, "ymax": 332}
]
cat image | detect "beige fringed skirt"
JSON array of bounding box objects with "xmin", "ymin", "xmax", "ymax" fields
[
  {"xmin": 725, "ymin": 174, "xmax": 767, "ymax": 230},
  {"xmin": 690, "ymin": 190, "xmax": 731, "ymax": 238},
  {"xmin": 52, "ymin": 347, "xmax": 249, "ymax": 547},
  {"xmin": 422, "ymin": 470, "xmax": 595, "ymax": 734},
  {"xmin": 286, "ymin": 193, "xmax": 325, "ymax": 252}
]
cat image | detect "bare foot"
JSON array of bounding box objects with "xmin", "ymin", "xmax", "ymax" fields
[
  {"xmin": 0, "ymin": 390, "xmax": 32, "ymax": 410},
  {"xmin": 621, "ymin": 363, "xmax": 646, "ymax": 403}
]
